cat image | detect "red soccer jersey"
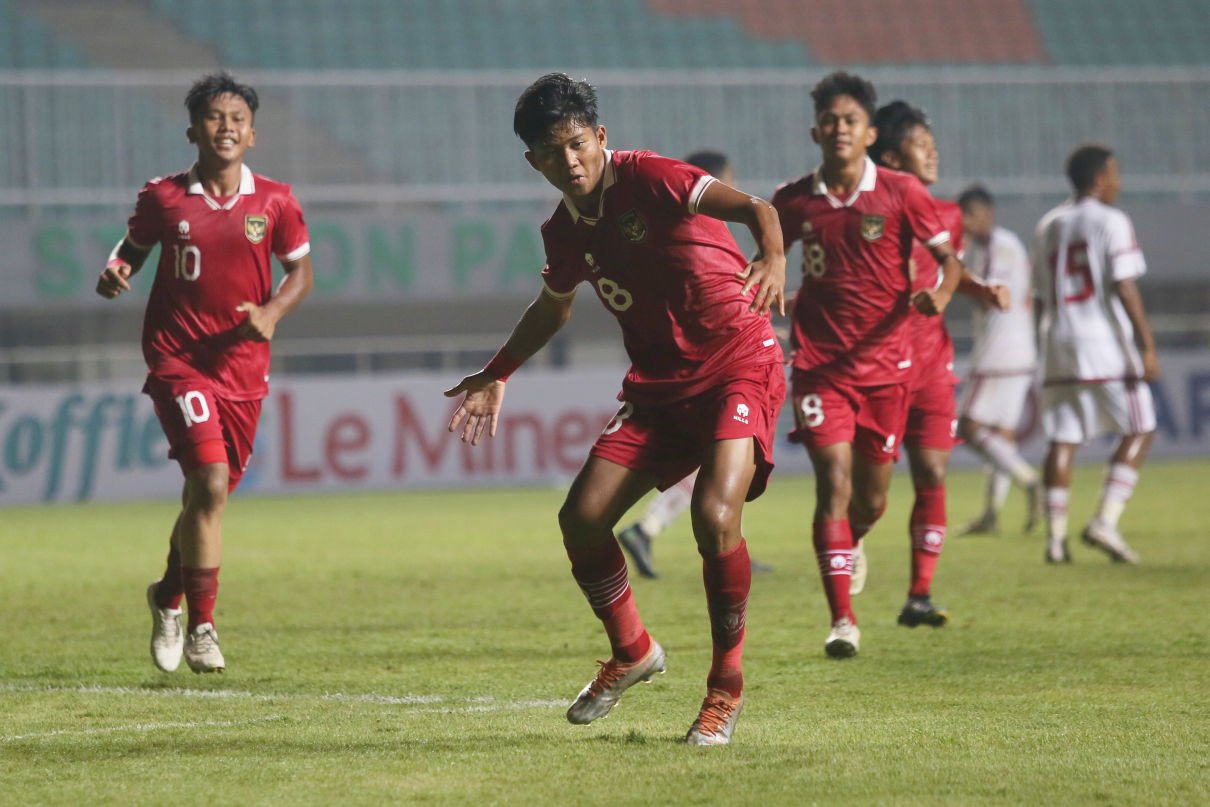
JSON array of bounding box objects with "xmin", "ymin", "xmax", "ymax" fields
[
  {"xmin": 127, "ymin": 164, "xmax": 310, "ymax": 401},
  {"xmin": 908, "ymin": 198, "xmax": 965, "ymax": 389},
  {"xmin": 541, "ymin": 149, "xmax": 783, "ymax": 404},
  {"xmin": 773, "ymin": 157, "xmax": 950, "ymax": 386}
]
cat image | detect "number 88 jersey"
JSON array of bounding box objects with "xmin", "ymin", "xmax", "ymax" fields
[
  {"xmin": 1031, "ymin": 197, "xmax": 1146, "ymax": 383},
  {"xmin": 126, "ymin": 164, "xmax": 310, "ymax": 401}
]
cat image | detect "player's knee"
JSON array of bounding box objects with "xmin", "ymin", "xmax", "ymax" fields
[
  {"xmin": 557, "ymin": 495, "xmax": 609, "ymax": 537},
  {"xmin": 851, "ymin": 490, "xmax": 887, "ymax": 525},
  {"xmin": 690, "ymin": 493, "xmax": 742, "ymax": 550},
  {"xmin": 185, "ymin": 466, "xmax": 229, "ymax": 514},
  {"xmin": 913, "ymin": 461, "xmax": 946, "ymax": 490}
]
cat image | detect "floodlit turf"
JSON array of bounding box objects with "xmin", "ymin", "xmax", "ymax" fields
[{"xmin": 2, "ymin": 460, "xmax": 1208, "ymax": 806}]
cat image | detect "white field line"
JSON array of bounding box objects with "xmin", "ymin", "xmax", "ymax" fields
[
  {"xmin": 0, "ymin": 682, "xmax": 565, "ymax": 727},
  {"xmin": 3, "ymin": 715, "xmax": 284, "ymax": 742}
]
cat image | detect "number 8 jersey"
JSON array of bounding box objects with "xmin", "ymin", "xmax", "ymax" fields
[
  {"xmin": 126, "ymin": 164, "xmax": 311, "ymax": 401},
  {"xmin": 772, "ymin": 157, "xmax": 950, "ymax": 386},
  {"xmin": 1031, "ymin": 197, "xmax": 1146, "ymax": 384}
]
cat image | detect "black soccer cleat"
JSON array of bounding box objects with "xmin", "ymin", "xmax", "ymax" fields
[
  {"xmin": 617, "ymin": 523, "xmax": 659, "ymax": 579},
  {"xmin": 897, "ymin": 596, "xmax": 949, "ymax": 628}
]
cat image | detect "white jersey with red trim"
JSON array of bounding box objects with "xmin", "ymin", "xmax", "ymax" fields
[
  {"xmin": 1032, "ymin": 197, "xmax": 1146, "ymax": 383},
  {"xmin": 966, "ymin": 225, "xmax": 1036, "ymax": 374}
]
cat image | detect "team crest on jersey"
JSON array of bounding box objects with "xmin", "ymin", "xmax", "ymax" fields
[
  {"xmin": 618, "ymin": 210, "xmax": 647, "ymax": 242},
  {"xmin": 244, "ymin": 215, "xmax": 267, "ymax": 245},
  {"xmin": 860, "ymin": 215, "xmax": 885, "ymax": 242}
]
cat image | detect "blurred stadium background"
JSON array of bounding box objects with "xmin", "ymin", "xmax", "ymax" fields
[{"xmin": 2, "ymin": 0, "xmax": 1209, "ymax": 503}]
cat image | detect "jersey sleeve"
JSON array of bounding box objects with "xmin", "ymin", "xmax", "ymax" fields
[
  {"xmin": 771, "ymin": 183, "xmax": 801, "ymax": 250},
  {"xmin": 1107, "ymin": 211, "xmax": 1146, "ymax": 281},
  {"xmin": 901, "ymin": 177, "xmax": 950, "ymax": 249},
  {"xmin": 125, "ymin": 180, "xmax": 162, "ymax": 250},
  {"xmin": 944, "ymin": 203, "xmax": 965, "ymax": 258},
  {"xmin": 539, "ymin": 222, "xmax": 588, "ymax": 299},
  {"xmin": 633, "ymin": 153, "xmax": 715, "ymax": 216},
  {"xmin": 272, "ymin": 191, "xmax": 311, "ymax": 263}
]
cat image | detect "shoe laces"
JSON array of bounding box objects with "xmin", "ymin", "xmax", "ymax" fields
[
  {"xmin": 585, "ymin": 658, "xmax": 629, "ymax": 697},
  {"xmin": 694, "ymin": 693, "xmax": 739, "ymax": 736}
]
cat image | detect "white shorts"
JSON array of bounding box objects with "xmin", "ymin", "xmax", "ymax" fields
[
  {"xmin": 958, "ymin": 372, "xmax": 1034, "ymax": 430},
  {"xmin": 1041, "ymin": 380, "xmax": 1156, "ymax": 444}
]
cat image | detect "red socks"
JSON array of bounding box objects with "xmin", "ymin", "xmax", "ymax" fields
[
  {"xmin": 182, "ymin": 566, "xmax": 220, "ymax": 631},
  {"xmin": 814, "ymin": 519, "xmax": 854, "ymax": 624},
  {"xmin": 153, "ymin": 543, "xmax": 184, "ymax": 610},
  {"xmin": 909, "ymin": 485, "xmax": 946, "ymax": 597},
  {"xmin": 701, "ymin": 540, "xmax": 751, "ymax": 698},
  {"xmin": 567, "ymin": 542, "xmax": 651, "ymax": 663}
]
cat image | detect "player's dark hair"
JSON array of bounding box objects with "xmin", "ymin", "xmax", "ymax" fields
[
  {"xmin": 1066, "ymin": 143, "xmax": 1115, "ymax": 194},
  {"xmin": 185, "ymin": 72, "xmax": 259, "ymax": 123},
  {"xmin": 810, "ymin": 71, "xmax": 877, "ymax": 121},
  {"xmin": 513, "ymin": 73, "xmax": 600, "ymax": 147},
  {"xmin": 683, "ymin": 150, "xmax": 729, "ymax": 176},
  {"xmin": 958, "ymin": 184, "xmax": 995, "ymax": 211},
  {"xmin": 871, "ymin": 100, "xmax": 930, "ymax": 167}
]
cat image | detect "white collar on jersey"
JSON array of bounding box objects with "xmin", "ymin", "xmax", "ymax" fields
[
  {"xmin": 187, "ymin": 163, "xmax": 256, "ymax": 211},
  {"xmin": 562, "ymin": 149, "xmax": 616, "ymax": 224},
  {"xmin": 812, "ymin": 155, "xmax": 877, "ymax": 208}
]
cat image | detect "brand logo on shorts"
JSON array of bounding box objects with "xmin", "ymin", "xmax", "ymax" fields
[
  {"xmin": 178, "ymin": 220, "xmax": 191, "ymax": 239},
  {"xmin": 618, "ymin": 209, "xmax": 647, "ymax": 242},
  {"xmin": 802, "ymin": 221, "xmax": 814, "ymax": 236},
  {"xmin": 861, "ymin": 214, "xmax": 885, "ymax": 242},
  {"xmin": 245, "ymin": 215, "xmax": 267, "ymax": 244},
  {"xmin": 882, "ymin": 434, "xmax": 897, "ymax": 454},
  {"xmin": 733, "ymin": 402, "xmax": 750, "ymax": 425},
  {"xmin": 584, "ymin": 252, "xmax": 599, "ymax": 272}
]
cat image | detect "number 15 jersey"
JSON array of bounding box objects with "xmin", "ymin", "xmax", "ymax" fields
[
  {"xmin": 773, "ymin": 157, "xmax": 950, "ymax": 387},
  {"xmin": 126, "ymin": 164, "xmax": 311, "ymax": 401},
  {"xmin": 1031, "ymin": 196, "xmax": 1147, "ymax": 384}
]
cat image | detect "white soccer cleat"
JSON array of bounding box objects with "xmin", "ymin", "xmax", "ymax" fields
[
  {"xmin": 184, "ymin": 622, "xmax": 225, "ymax": 673},
  {"xmin": 850, "ymin": 542, "xmax": 867, "ymax": 596},
  {"xmin": 146, "ymin": 582, "xmax": 183, "ymax": 672},
  {"xmin": 685, "ymin": 689, "xmax": 744, "ymax": 746},
  {"xmin": 825, "ymin": 617, "xmax": 860, "ymax": 659},
  {"xmin": 1045, "ymin": 538, "xmax": 1072, "ymax": 564},
  {"xmin": 566, "ymin": 640, "xmax": 666, "ymax": 725},
  {"xmin": 1081, "ymin": 521, "xmax": 1140, "ymax": 564}
]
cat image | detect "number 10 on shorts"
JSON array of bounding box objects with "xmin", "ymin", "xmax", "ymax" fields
[{"xmin": 175, "ymin": 391, "xmax": 211, "ymax": 428}]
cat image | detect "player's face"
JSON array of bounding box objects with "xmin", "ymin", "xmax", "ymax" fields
[
  {"xmin": 962, "ymin": 201, "xmax": 994, "ymax": 243},
  {"xmin": 1098, "ymin": 157, "xmax": 1121, "ymax": 204},
  {"xmin": 188, "ymin": 93, "xmax": 256, "ymax": 166},
  {"xmin": 811, "ymin": 95, "xmax": 876, "ymax": 165},
  {"xmin": 891, "ymin": 124, "xmax": 939, "ymax": 186},
  {"xmin": 525, "ymin": 122, "xmax": 608, "ymax": 203}
]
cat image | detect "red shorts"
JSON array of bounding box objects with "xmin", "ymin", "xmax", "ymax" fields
[
  {"xmin": 144, "ymin": 372, "xmax": 262, "ymax": 492},
  {"xmin": 590, "ymin": 361, "xmax": 786, "ymax": 502},
  {"xmin": 789, "ymin": 371, "xmax": 909, "ymax": 464},
  {"xmin": 904, "ymin": 376, "xmax": 957, "ymax": 451}
]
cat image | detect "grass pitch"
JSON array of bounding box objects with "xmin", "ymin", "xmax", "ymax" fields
[{"xmin": 2, "ymin": 461, "xmax": 1208, "ymax": 806}]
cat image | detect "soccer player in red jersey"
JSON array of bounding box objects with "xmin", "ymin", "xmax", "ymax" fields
[
  {"xmin": 445, "ymin": 74, "xmax": 786, "ymax": 745},
  {"xmin": 870, "ymin": 100, "xmax": 1009, "ymax": 628},
  {"xmin": 772, "ymin": 72, "xmax": 964, "ymax": 659},
  {"xmin": 96, "ymin": 73, "xmax": 314, "ymax": 674}
]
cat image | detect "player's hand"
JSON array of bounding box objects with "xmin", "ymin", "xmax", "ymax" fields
[
  {"xmin": 96, "ymin": 260, "xmax": 133, "ymax": 299},
  {"xmin": 235, "ymin": 301, "xmax": 279, "ymax": 342},
  {"xmin": 986, "ymin": 283, "xmax": 1011, "ymax": 311},
  {"xmin": 737, "ymin": 253, "xmax": 787, "ymax": 316},
  {"xmin": 911, "ymin": 287, "xmax": 952, "ymax": 317},
  {"xmin": 1141, "ymin": 347, "xmax": 1161, "ymax": 382},
  {"xmin": 444, "ymin": 371, "xmax": 507, "ymax": 445}
]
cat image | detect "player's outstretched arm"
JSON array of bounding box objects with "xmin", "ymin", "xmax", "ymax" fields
[
  {"xmin": 696, "ymin": 181, "xmax": 786, "ymax": 316},
  {"xmin": 1115, "ymin": 278, "xmax": 1160, "ymax": 381},
  {"xmin": 958, "ymin": 270, "xmax": 1011, "ymax": 311},
  {"xmin": 236, "ymin": 254, "xmax": 315, "ymax": 342},
  {"xmin": 445, "ymin": 288, "xmax": 574, "ymax": 445},
  {"xmin": 95, "ymin": 238, "xmax": 150, "ymax": 299}
]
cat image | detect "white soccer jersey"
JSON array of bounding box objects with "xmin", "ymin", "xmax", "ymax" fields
[
  {"xmin": 966, "ymin": 225, "xmax": 1037, "ymax": 373},
  {"xmin": 1032, "ymin": 198, "xmax": 1146, "ymax": 382}
]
